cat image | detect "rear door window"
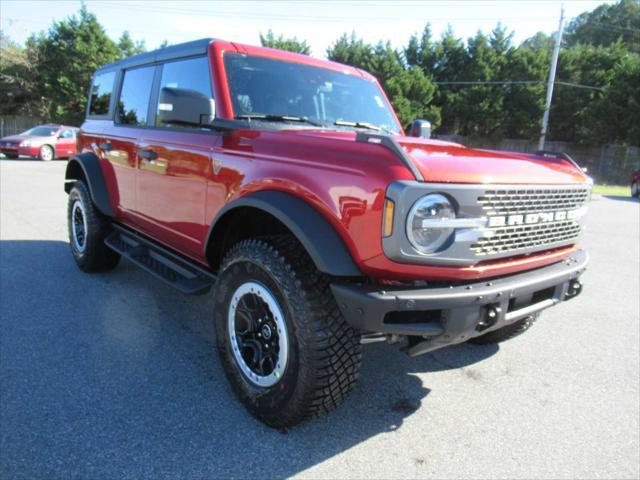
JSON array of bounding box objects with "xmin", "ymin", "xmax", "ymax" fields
[
  {"xmin": 88, "ymin": 71, "xmax": 116, "ymax": 116},
  {"xmin": 116, "ymin": 66, "xmax": 155, "ymax": 126},
  {"xmin": 156, "ymin": 56, "xmax": 214, "ymax": 128}
]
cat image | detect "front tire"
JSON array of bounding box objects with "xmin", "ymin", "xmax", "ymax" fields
[
  {"xmin": 67, "ymin": 180, "xmax": 120, "ymax": 272},
  {"xmin": 469, "ymin": 314, "xmax": 538, "ymax": 345},
  {"xmin": 38, "ymin": 144, "xmax": 54, "ymax": 161},
  {"xmin": 213, "ymin": 236, "xmax": 362, "ymax": 428}
]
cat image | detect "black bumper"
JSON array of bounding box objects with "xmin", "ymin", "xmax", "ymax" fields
[{"xmin": 331, "ymin": 250, "xmax": 588, "ymax": 356}]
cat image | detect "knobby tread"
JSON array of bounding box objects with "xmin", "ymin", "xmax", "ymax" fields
[
  {"xmin": 68, "ymin": 180, "xmax": 120, "ymax": 272},
  {"xmin": 214, "ymin": 235, "xmax": 362, "ymax": 428},
  {"xmin": 469, "ymin": 314, "xmax": 538, "ymax": 345}
]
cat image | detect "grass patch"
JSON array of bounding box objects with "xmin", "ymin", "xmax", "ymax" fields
[{"xmin": 592, "ymin": 184, "xmax": 630, "ymax": 197}]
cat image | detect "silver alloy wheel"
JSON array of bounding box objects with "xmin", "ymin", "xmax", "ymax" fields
[
  {"xmin": 40, "ymin": 145, "xmax": 53, "ymax": 161},
  {"xmin": 71, "ymin": 199, "xmax": 88, "ymax": 253},
  {"xmin": 228, "ymin": 281, "xmax": 289, "ymax": 388}
]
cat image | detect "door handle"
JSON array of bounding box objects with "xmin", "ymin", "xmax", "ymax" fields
[
  {"xmin": 99, "ymin": 142, "xmax": 112, "ymax": 151},
  {"xmin": 138, "ymin": 149, "xmax": 158, "ymax": 160}
]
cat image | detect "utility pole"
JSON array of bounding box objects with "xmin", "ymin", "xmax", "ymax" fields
[{"xmin": 538, "ymin": 5, "xmax": 565, "ymax": 151}]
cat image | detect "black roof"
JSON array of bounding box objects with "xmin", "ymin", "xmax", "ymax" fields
[{"xmin": 96, "ymin": 38, "xmax": 215, "ymax": 73}]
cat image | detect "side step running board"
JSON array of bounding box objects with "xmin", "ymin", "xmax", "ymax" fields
[{"xmin": 105, "ymin": 225, "xmax": 216, "ymax": 295}]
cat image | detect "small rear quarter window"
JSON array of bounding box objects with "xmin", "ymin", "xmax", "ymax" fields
[{"xmin": 89, "ymin": 71, "xmax": 116, "ymax": 116}]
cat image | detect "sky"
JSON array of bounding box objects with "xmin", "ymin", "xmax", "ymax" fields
[{"xmin": 1, "ymin": 0, "xmax": 616, "ymax": 57}]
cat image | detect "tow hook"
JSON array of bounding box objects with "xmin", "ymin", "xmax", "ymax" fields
[
  {"xmin": 477, "ymin": 304, "xmax": 501, "ymax": 332},
  {"xmin": 565, "ymin": 279, "xmax": 583, "ymax": 299}
]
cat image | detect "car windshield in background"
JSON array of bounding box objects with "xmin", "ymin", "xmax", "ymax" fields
[
  {"xmin": 224, "ymin": 53, "xmax": 400, "ymax": 134},
  {"xmin": 23, "ymin": 127, "xmax": 58, "ymax": 137}
]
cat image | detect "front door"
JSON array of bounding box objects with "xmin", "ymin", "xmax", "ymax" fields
[
  {"xmin": 54, "ymin": 128, "xmax": 77, "ymax": 158},
  {"xmin": 134, "ymin": 56, "xmax": 217, "ymax": 260}
]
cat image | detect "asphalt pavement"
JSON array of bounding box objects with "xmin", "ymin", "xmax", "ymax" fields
[{"xmin": 1, "ymin": 158, "xmax": 638, "ymax": 479}]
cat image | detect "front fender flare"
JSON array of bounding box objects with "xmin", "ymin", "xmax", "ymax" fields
[
  {"xmin": 64, "ymin": 152, "xmax": 114, "ymax": 217},
  {"xmin": 206, "ymin": 190, "xmax": 363, "ymax": 277}
]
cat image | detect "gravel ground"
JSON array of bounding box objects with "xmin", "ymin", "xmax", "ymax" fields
[{"xmin": 1, "ymin": 158, "xmax": 639, "ymax": 479}]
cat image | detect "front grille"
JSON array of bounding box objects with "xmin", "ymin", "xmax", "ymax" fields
[
  {"xmin": 473, "ymin": 186, "xmax": 590, "ymax": 257},
  {"xmin": 478, "ymin": 188, "xmax": 590, "ymax": 216},
  {"xmin": 471, "ymin": 221, "xmax": 582, "ymax": 256}
]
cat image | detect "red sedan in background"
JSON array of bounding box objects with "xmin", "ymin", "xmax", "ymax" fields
[{"xmin": 0, "ymin": 124, "xmax": 78, "ymax": 161}]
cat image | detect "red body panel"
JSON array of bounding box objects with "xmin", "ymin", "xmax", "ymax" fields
[{"xmin": 78, "ymin": 40, "xmax": 591, "ymax": 281}]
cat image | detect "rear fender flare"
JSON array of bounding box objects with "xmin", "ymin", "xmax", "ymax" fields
[{"xmin": 64, "ymin": 152, "xmax": 114, "ymax": 217}]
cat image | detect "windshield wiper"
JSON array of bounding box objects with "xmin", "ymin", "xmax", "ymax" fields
[
  {"xmin": 333, "ymin": 120, "xmax": 395, "ymax": 135},
  {"xmin": 235, "ymin": 114, "xmax": 325, "ymax": 127}
]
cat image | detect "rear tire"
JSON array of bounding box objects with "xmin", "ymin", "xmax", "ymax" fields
[
  {"xmin": 469, "ymin": 314, "xmax": 538, "ymax": 345},
  {"xmin": 213, "ymin": 236, "xmax": 362, "ymax": 428},
  {"xmin": 38, "ymin": 144, "xmax": 54, "ymax": 161},
  {"xmin": 67, "ymin": 180, "xmax": 120, "ymax": 272}
]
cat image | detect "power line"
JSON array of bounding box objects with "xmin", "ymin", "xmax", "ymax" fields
[
  {"xmin": 555, "ymin": 81, "xmax": 604, "ymax": 91},
  {"xmin": 80, "ymin": 1, "xmax": 606, "ymax": 24},
  {"xmin": 434, "ymin": 80, "xmax": 604, "ymax": 91},
  {"xmin": 435, "ymin": 80, "xmax": 541, "ymax": 85}
]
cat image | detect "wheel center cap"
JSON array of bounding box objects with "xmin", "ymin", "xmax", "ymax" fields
[{"xmin": 261, "ymin": 324, "xmax": 272, "ymax": 340}]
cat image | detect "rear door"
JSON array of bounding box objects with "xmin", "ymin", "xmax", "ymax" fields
[
  {"xmin": 134, "ymin": 56, "xmax": 218, "ymax": 259},
  {"xmin": 105, "ymin": 65, "xmax": 156, "ymax": 218}
]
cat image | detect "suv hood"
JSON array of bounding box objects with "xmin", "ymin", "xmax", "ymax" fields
[
  {"xmin": 287, "ymin": 130, "xmax": 588, "ymax": 184},
  {"xmin": 397, "ymin": 137, "xmax": 588, "ymax": 184}
]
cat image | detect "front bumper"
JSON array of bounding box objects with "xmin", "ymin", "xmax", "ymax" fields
[
  {"xmin": 0, "ymin": 146, "xmax": 39, "ymax": 157},
  {"xmin": 331, "ymin": 250, "xmax": 588, "ymax": 356}
]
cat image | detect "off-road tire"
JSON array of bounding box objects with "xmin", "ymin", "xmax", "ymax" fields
[
  {"xmin": 38, "ymin": 144, "xmax": 54, "ymax": 161},
  {"xmin": 469, "ymin": 314, "xmax": 538, "ymax": 345},
  {"xmin": 67, "ymin": 180, "xmax": 120, "ymax": 272},
  {"xmin": 632, "ymin": 181, "xmax": 639, "ymax": 198},
  {"xmin": 213, "ymin": 236, "xmax": 362, "ymax": 428}
]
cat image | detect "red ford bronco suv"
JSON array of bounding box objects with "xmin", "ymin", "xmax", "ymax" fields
[{"xmin": 65, "ymin": 39, "xmax": 590, "ymax": 427}]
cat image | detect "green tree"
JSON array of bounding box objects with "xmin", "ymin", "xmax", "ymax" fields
[
  {"xmin": 502, "ymin": 39, "xmax": 549, "ymax": 139},
  {"xmin": 326, "ymin": 32, "xmax": 375, "ymax": 70},
  {"xmin": 259, "ymin": 29, "xmax": 311, "ymax": 55},
  {"xmin": 549, "ymin": 42, "xmax": 628, "ymax": 142},
  {"xmin": 565, "ymin": 0, "xmax": 640, "ymax": 54},
  {"xmin": 405, "ymin": 24, "xmax": 437, "ymax": 72},
  {"xmin": 30, "ymin": 5, "xmax": 123, "ymax": 124},
  {"xmin": 0, "ymin": 32, "xmax": 43, "ymax": 116},
  {"xmin": 328, "ymin": 33, "xmax": 440, "ymax": 128},
  {"xmin": 587, "ymin": 53, "xmax": 640, "ymax": 144},
  {"xmin": 118, "ymin": 31, "xmax": 146, "ymax": 57},
  {"xmin": 427, "ymin": 27, "xmax": 468, "ymax": 135}
]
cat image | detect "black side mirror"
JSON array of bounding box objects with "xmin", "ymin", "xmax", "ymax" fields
[
  {"xmin": 158, "ymin": 87, "xmax": 215, "ymax": 127},
  {"xmin": 408, "ymin": 119, "xmax": 431, "ymax": 138}
]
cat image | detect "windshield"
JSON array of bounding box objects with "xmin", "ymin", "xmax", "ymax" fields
[
  {"xmin": 224, "ymin": 53, "xmax": 401, "ymax": 134},
  {"xmin": 22, "ymin": 126, "xmax": 58, "ymax": 137}
]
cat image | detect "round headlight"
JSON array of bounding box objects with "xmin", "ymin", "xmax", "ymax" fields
[{"xmin": 406, "ymin": 193, "xmax": 455, "ymax": 254}]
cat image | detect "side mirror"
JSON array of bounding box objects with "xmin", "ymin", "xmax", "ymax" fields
[
  {"xmin": 158, "ymin": 87, "xmax": 215, "ymax": 127},
  {"xmin": 408, "ymin": 119, "xmax": 431, "ymax": 138}
]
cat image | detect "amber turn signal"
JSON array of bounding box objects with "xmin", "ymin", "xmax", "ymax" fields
[{"xmin": 383, "ymin": 199, "xmax": 395, "ymax": 237}]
